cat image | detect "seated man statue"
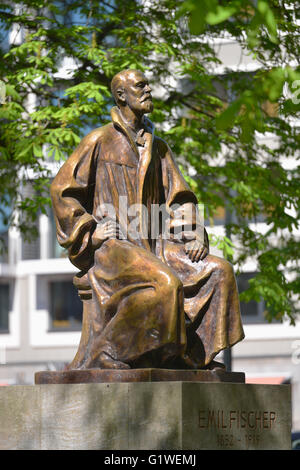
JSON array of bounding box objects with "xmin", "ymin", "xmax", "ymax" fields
[{"xmin": 50, "ymin": 69, "xmax": 244, "ymax": 371}]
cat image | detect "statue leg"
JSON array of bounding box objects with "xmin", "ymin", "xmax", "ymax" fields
[
  {"xmin": 161, "ymin": 240, "xmax": 244, "ymax": 370},
  {"xmin": 82, "ymin": 239, "xmax": 187, "ymax": 369},
  {"xmin": 182, "ymin": 255, "xmax": 244, "ymax": 369},
  {"xmin": 67, "ymin": 272, "xmax": 103, "ymax": 370}
]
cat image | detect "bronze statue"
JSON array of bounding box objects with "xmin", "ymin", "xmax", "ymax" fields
[{"xmin": 50, "ymin": 69, "xmax": 244, "ymax": 372}]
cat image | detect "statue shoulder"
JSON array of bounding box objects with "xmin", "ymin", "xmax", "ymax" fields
[
  {"xmin": 154, "ymin": 135, "xmax": 171, "ymax": 156},
  {"xmin": 66, "ymin": 122, "xmax": 114, "ymax": 159},
  {"xmin": 80, "ymin": 122, "xmax": 113, "ymax": 147},
  {"xmin": 51, "ymin": 123, "xmax": 114, "ymax": 190}
]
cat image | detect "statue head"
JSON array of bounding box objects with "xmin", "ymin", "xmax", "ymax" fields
[{"xmin": 111, "ymin": 69, "xmax": 153, "ymax": 115}]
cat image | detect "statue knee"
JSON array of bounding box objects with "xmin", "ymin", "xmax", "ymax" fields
[
  {"xmin": 73, "ymin": 272, "xmax": 92, "ymax": 300},
  {"xmin": 157, "ymin": 267, "xmax": 183, "ymax": 297},
  {"xmin": 216, "ymin": 258, "xmax": 235, "ymax": 281}
]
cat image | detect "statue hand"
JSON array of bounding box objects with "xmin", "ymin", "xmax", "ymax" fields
[
  {"xmin": 184, "ymin": 232, "xmax": 208, "ymax": 262},
  {"xmin": 92, "ymin": 220, "xmax": 123, "ymax": 248}
]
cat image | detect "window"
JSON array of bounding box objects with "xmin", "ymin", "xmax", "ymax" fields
[
  {"xmin": 21, "ymin": 182, "xmax": 40, "ymax": 260},
  {"xmin": 22, "ymin": 232, "xmax": 40, "ymax": 260},
  {"xmin": 0, "ymin": 231, "xmax": 8, "ymax": 263},
  {"xmin": 0, "ymin": 18, "xmax": 10, "ymax": 51},
  {"xmin": 0, "ymin": 283, "xmax": 9, "ymax": 332},
  {"xmin": 0, "ymin": 195, "xmax": 12, "ymax": 263},
  {"xmin": 204, "ymin": 197, "xmax": 266, "ymax": 228},
  {"xmin": 205, "ymin": 206, "xmax": 226, "ymax": 227},
  {"xmin": 237, "ymin": 272, "xmax": 268, "ymax": 324},
  {"xmin": 0, "ymin": 203, "xmax": 10, "ymax": 263},
  {"xmin": 49, "ymin": 280, "xmax": 82, "ymax": 330},
  {"xmin": 236, "ymin": 201, "xmax": 266, "ymax": 224}
]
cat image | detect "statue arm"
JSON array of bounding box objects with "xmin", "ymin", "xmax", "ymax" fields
[
  {"xmin": 161, "ymin": 140, "xmax": 209, "ymax": 260},
  {"xmin": 50, "ymin": 132, "xmax": 101, "ymax": 271}
]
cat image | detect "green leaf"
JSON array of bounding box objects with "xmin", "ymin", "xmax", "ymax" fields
[
  {"xmin": 215, "ymin": 99, "xmax": 242, "ymax": 130},
  {"xmin": 33, "ymin": 144, "xmax": 43, "ymax": 158},
  {"xmin": 257, "ymin": 0, "xmax": 278, "ymax": 42},
  {"xmin": 0, "ymin": 0, "xmax": 298, "ymax": 325},
  {"xmin": 206, "ymin": 6, "xmax": 237, "ymax": 25}
]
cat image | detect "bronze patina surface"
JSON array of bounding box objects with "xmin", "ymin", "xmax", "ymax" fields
[
  {"xmin": 41, "ymin": 69, "xmax": 245, "ymax": 381},
  {"xmin": 35, "ymin": 368, "xmax": 245, "ymax": 384}
]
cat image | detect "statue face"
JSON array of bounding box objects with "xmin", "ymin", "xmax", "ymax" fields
[{"xmin": 123, "ymin": 71, "xmax": 153, "ymax": 114}]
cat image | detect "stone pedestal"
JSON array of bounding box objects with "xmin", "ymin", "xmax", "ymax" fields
[{"xmin": 0, "ymin": 382, "xmax": 291, "ymax": 450}]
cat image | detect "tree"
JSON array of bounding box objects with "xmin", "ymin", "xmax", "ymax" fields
[{"xmin": 0, "ymin": 0, "xmax": 299, "ymax": 323}]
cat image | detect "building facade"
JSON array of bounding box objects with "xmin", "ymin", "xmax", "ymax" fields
[{"xmin": 0, "ymin": 7, "xmax": 299, "ymax": 432}]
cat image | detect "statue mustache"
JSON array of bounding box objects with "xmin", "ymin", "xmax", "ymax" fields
[{"xmin": 140, "ymin": 94, "xmax": 152, "ymax": 103}]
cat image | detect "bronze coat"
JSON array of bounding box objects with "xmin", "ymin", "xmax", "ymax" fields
[{"xmin": 51, "ymin": 107, "xmax": 244, "ymax": 367}]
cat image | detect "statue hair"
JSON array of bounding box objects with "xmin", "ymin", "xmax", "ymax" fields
[{"xmin": 110, "ymin": 69, "xmax": 143, "ymax": 106}]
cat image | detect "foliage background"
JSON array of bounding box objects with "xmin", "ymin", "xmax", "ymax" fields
[{"xmin": 0, "ymin": 0, "xmax": 299, "ymax": 323}]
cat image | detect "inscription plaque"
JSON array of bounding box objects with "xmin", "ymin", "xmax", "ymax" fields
[
  {"xmin": 198, "ymin": 409, "xmax": 277, "ymax": 449},
  {"xmin": 182, "ymin": 382, "xmax": 291, "ymax": 450}
]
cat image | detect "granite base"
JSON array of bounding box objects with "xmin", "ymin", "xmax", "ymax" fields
[{"xmin": 0, "ymin": 381, "xmax": 291, "ymax": 450}]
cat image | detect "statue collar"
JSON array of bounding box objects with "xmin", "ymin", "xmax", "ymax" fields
[{"xmin": 110, "ymin": 106, "xmax": 155, "ymax": 148}]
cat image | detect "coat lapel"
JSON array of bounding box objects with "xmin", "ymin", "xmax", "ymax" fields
[
  {"xmin": 110, "ymin": 106, "xmax": 139, "ymax": 158},
  {"xmin": 136, "ymin": 116, "xmax": 154, "ymax": 250},
  {"xmin": 110, "ymin": 107, "xmax": 155, "ymax": 251}
]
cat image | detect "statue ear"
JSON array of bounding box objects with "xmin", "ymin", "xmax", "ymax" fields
[{"xmin": 117, "ymin": 87, "xmax": 126, "ymax": 105}]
